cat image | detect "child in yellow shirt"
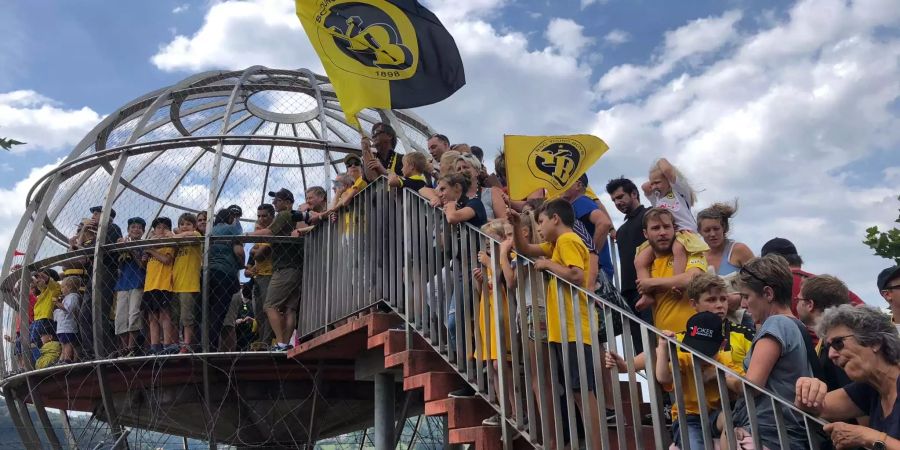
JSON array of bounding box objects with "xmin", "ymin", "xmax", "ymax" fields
[
  {"xmin": 144, "ymin": 217, "xmax": 177, "ymax": 355},
  {"xmin": 172, "ymin": 213, "xmax": 202, "ymax": 352},
  {"xmin": 510, "ymin": 199, "xmax": 598, "ymax": 448}
]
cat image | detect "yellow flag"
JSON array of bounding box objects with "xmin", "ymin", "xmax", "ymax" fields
[
  {"xmin": 295, "ymin": 0, "xmax": 465, "ymax": 130},
  {"xmin": 504, "ymin": 134, "xmax": 609, "ymax": 200}
]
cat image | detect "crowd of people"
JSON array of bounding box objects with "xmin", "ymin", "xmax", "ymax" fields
[{"xmin": 7, "ymin": 120, "xmax": 900, "ymax": 449}]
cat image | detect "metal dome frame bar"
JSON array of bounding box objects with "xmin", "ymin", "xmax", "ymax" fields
[{"xmin": 0, "ymin": 67, "xmax": 435, "ymax": 449}]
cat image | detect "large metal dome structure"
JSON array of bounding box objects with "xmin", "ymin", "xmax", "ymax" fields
[
  {"xmin": 1, "ymin": 67, "xmax": 432, "ymax": 269},
  {"xmin": 0, "ymin": 67, "xmax": 444, "ymax": 449}
]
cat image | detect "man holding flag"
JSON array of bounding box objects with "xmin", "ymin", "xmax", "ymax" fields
[{"xmin": 296, "ymin": 0, "xmax": 465, "ymax": 130}]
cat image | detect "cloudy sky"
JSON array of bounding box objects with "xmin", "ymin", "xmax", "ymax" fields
[{"xmin": 0, "ymin": 0, "xmax": 897, "ymax": 303}]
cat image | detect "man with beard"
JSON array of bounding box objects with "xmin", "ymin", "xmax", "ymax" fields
[
  {"xmin": 606, "ymin": 177, "xmax": 650, "ymax": 351},
  {"xmin": 637, "ymin": 208, "xmax": 708, "ymax": 333}
]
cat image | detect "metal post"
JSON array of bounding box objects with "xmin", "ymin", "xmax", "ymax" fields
[{"xmin": 374, "ymin": 372, "xmax": 395, "ymax": 450}]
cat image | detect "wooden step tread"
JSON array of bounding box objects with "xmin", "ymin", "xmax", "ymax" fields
[{"xmin": 403, "ymin": 371, "xmax": 465, "ymax": 402}]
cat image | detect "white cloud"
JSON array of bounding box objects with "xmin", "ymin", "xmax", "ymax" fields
[
  {"xmin": 603, "ymin": 29, "xmax": 630, "ymax": 45},
  {"xmin": 580, "ymin": 0, "xmax": 603, "ymax": 9},
  {"xmin": 546, "ymin": 18, "xmax": 594, "ymax": 58},
  {"xmin": 592, "ymin": 0, "xmax": 900, "ymax": 303},
  {"xmin": 0, "ymin": 90, "xmax": 102, "ymax": 153},
  {"xmin": 596, "ymin": 10, "xmax": 743, "ymax": 102},
  {"xmin": 0, "ymin": 160, "xmax": 61, "ymax": 258},
  {"xmin": 144, "ymin": 0, "xmax": 900, "ymax": 305},
  {"xmin": 151, "ymin": 0, "xmax": 320, "ymax": 72},
  {"xmin": 172, "ymin": 4, "xmax": 189, "ymax": 14}
]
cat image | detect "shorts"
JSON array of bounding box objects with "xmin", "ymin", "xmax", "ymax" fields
[
  {"xmin": 143, "ymin": 290, "xmax": 173, "ymax": 313},
  {"xmin": 526, "ymin": 305, "xmax": 548, "ymax": 341},
  {"xmin": 550, "ymin": 342, "xmax": 596, "ymax": 392},
  {"xmin": 30, "ymin": 319, "xmax": 56, "ymax": 343},
  {"xmin": 264, "ymin": 267, "xmax": 302, "ymax": 311},
  {"xmin": 223, "ymin": 294, "xmax": 242, "ymax": 328},
  {"xmin": 177, "ymin": 292, "xmax": 197, "ymax": 326},
  {"xmin": 115, "ymin": 289, "xmax": 143, "ymax": 334},
  {"xmin": 57, "ymin": 333, "xmax": 78, "ymax": 344}
]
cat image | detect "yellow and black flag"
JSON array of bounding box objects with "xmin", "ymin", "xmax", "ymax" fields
[
  {"xmin": 295, "ymin": 0, "xmax": 465, "ymax": 129},
  {"xmin": 504, "ymin": 135, "xmax": 610, "ymax": 200}
]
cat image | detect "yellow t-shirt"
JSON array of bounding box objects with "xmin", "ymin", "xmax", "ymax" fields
[
  {"xmin": 173, "ymin": 232, "xmax": 201, "ymax": 293},
  {"xmin": 651, "ymin": 252, "xmax": 708, "ymax": 333},
  {"xmin": 33, "ymin": 279, "xmax": 61, "ymax": 321},
  {"xmin": 722, "ymin": 323, "xmax": 754, "ymax": 374},
  {"xmin": 252, "ymin": 243, "xmax": 273, "ymax": 276},
  {"xmin": 145, "ymin": 247, "xmax": 175, "ymax": 292},
  {"xmin": 538, "ymin": 232, "xmax": 592, "ymax": 345},
  {"xmin": 351, "ymin": 176, "xmax": 368, "ymax": 192},
  {"xmin": 664, "ymin": 349, "xmax": 728, "ymax": 418},
  {"xmin": 36, "ymin": 340, "xmax": 61, "ymax": 369},
  {"xmin": 477, "ymin": 266, "xmax": 511, "ymax": 360}
]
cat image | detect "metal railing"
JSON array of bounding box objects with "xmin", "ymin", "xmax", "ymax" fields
[
  {"xmin": 0, "ymin": 177, "xmax": 834, "ymax": 450},
  {"xmin": 398, "ymin": 186, "xmax": 832, "ymax": 450}
]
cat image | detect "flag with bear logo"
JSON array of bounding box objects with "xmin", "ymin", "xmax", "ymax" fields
[
  {"xmin": 504, "ymin": 134, "xmax": 610, "ymax": 200},
  {"xmin": 295, "ymin": 0, "xmax": 465, "ymax": 129}
]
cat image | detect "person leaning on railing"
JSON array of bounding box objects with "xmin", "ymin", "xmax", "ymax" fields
[
  {"xmin": 795, "ymin": 304, "xmax": 900, "ymax": 450},
  {"xmin": 725, "ymin": 254, "xmax": 815, "ymax": 450}
]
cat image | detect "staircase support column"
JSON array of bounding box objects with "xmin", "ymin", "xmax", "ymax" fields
[{"xmin": 374, "ymin": 372, "xmax": 396, "ymax": 450}]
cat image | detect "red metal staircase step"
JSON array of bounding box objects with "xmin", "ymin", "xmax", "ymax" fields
[
  {"xmin": 367, "ymin": 329, "xmax": 428, "ymax": 356},
  {"xmin": 384, "ymin": 349, "xmax": 453, "ymax": 377},
  {"xmin": 448, "ymin": 425, "xmax": 501, "ymax": 449},
  {"xmin": 425, "ymin": 397, "xmax": 494, "ymax": 429},
  {"xmin": 404, "ymin": 371, "xmax": 466, "ymax": 402}
]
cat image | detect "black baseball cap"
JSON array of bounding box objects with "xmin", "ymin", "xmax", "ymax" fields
[
  {"xmin": 227, "ymin": 204, "xmax": 243, "ymax": 218},
  {"xmin": 151, "ymin": 217, "xmax": 172, "ymax": 229},
  {"xmin": 89, "ymin": 206, "xmax": 116, "ymax": 218},
  {"xmin": 682, "ymin": 312, "xmax": 724, "ymax": 358},
  {"xmin": 127, "ymin": 217, "xmax": 146, "ymax": 227},
  {"xmin": 878, "ymin": 266, "xmax": 900, "ymax": 291},
  {"xmin": 761, "ymin": 237, "xmax": 798, "ymax": 257},
  {"xmin": 268, "ymin": 188, "xmax": 295, "ymax": 202}
]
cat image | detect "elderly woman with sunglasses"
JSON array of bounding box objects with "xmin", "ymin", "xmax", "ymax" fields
[
  {"xmin": 795, "ymin": 304, "xmax": 900, "ymax": 449},
  {"xmin": 723, "ymin": 254, "xmax": 816, "ymax": 450}
]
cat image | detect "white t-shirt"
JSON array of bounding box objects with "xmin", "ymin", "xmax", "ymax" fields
[
  {"xmin": 53, "ymin": 293, "xmax": 80, "ymax": 334},
  {"xmin": 649, "ymin": 176, "xmax": 697, "ymax": 232}
]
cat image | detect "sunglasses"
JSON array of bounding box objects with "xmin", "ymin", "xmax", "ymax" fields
[
  {"xmin": 740, "ymin": 266, "xmax": 769, "ymax": 286},
  {"xmin": 346, "ymin": 161, "xmax": 361, "ymax": 167},
  {"xmin": 828, "ymin": 334, "xmax": 856, "ymax": 351}
]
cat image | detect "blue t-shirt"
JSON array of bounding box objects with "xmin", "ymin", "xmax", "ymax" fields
[
  {"xmin": 844, "ymin": 376, "xmax": 900, "ymax": 439},
  {"xmin": 114, "ymin": 257, "xmax": 145, "ymax": 291},
  {"xmin": 207, "ymin": 223, "xmax": 242, "ymax": 274},
  {"xmin": 570, "ymin": 195, "xmax": 614, "ymax": 279}
]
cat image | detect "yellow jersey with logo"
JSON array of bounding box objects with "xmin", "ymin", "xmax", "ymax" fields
[
  {"xmin": 173, "ymin": 232, "xmax": 201, "ymax": 293},
  {"xmin": 33, "ymin": 279, "xmax": 61, "ymax": 321},
  {"xmin": 651, "ymin": 252, "xmax": 708, "ymax": 333},
  {"xmin": 538, "ymin": 232, "xmax": 592, "ymax": 345},
  {"xmin": 145, "ymin": 247, "xmax": 175, "ymax": 292}
]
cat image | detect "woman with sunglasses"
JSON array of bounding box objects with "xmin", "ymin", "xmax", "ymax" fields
[
  {"xmin": 795, "ymin": 304, "xmax": 900, "ymax": 449},
  {"xmin": 724, "ymin": 254, "xmax": 815, "ymax": 450}
]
